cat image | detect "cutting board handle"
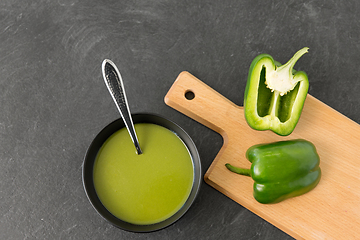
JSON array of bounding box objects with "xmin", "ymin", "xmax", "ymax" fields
[{"xmin": 164, "ymin": 71, "xmax": 243, "ymax": 137}]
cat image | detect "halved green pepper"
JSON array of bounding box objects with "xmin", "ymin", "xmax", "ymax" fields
[
  {"xmin": 244, "ymin": 47, "xmax": 309, "ymax": 136},
  {"xmin": 225, "ymin": 139, "xmax": 321, "ymax": 204}
]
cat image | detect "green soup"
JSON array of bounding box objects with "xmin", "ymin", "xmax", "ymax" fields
[{"xmin": 93, "ymin": 123, "xmax": 194, "ymax": 225}]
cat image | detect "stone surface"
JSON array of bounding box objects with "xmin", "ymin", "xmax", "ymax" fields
[{"xmin": 1, "ymin": 1, "xmax": 360, "ymax": 239}]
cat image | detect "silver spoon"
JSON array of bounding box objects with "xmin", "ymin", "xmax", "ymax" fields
[{"xmin": 102, "ymin": 59, "xmax": 143, "ymax": 155}]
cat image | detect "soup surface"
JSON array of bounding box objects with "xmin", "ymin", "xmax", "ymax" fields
[{"xmin": 93, "ymin": 123, "xmax": 194, "ymax": 225}]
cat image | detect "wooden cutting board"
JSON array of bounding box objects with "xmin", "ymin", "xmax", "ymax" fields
[{"xmin": 164, "ymin": 71, "xmax": 360, "ymax": 240}]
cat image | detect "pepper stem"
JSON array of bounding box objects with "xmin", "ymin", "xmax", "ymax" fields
[
  {"xmin": 225, "ymin": 163, "xmax": 251, "ymax": 177},
  {"xmin": 276, "ymin": 47, "xmax": 309, "ymax": 75},
  {"xmin": 265, "ymin": 47, "xmax": 309, "ymax": 96}
]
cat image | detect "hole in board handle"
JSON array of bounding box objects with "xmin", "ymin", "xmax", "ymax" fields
[{"xmin": 185, "ymin": 90, "xmax": 195, "ymax": 100}]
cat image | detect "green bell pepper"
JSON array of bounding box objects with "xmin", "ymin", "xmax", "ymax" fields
[
  {"xmin": 244, "ymin": 47, "xmax": 309, "ymax": 136},
  {"xmin": 225, "ymin": 139, "xmax": 321, "ymax": 204}
]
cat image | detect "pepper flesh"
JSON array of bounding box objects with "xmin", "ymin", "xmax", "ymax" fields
[
  {"xmin": 225, "ymin": 139, "xmax": 321, "ymax": 204},
  {"xmin": 244, "ymin": 47, "xmax": 309, "ymax": 136}
]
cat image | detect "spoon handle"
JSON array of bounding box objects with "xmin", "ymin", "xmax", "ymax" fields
[{"xmin": 102, "ymin": 59, "xmax": 142, "ymax": 155}]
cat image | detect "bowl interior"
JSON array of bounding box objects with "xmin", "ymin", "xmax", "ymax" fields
[{"xmin": 82, "ymin": 113, "xmax": 201, "ymax": 232}]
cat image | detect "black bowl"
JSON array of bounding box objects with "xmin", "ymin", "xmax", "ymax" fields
[{"xmin": 82, "ymin": 113, "xmax": 201, "ymax": 232}]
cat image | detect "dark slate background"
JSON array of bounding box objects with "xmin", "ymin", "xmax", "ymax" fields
[{"xmin": 1, "ymin": 1, "xmax": 359, "ymax": 239}]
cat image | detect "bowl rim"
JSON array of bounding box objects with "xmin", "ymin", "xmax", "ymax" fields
[{"xmin": 82, "ymin": 113, "xmax": 202, "ymax": 232}]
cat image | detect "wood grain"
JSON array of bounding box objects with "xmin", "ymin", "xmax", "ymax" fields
[{"xmin": 164, "ymin": 71, "xmax": 360, "ymax": 240}]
